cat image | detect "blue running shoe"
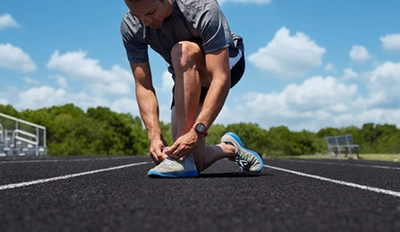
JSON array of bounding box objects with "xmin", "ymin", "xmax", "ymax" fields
[
  {"xmin": 148, "ymin": 154, "xmax": 198, "ymax": 178},
  {"xmin": 221, "ymin": 132, "xmax": 263, "ymax": 173}
]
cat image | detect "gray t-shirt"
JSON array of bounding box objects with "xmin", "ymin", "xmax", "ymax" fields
[{"xmin": 120, "ymin": 0, "xmax": 241, "ymax": 67}]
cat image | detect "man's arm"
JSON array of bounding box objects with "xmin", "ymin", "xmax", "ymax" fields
[
  {"xmin": 129, "ymin": 62, "xmax": 167, "ymax": 164},
  {"xmin": 196, "ymin": 47, "xmax": 230, "ymax": 130}
]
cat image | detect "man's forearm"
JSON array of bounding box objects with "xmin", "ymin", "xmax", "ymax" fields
[
  {"xmin": 196, "ymin": 48, "xmax": 230, "ymax": 129},
  {"xmin": 196, "ymin": 77, "xmax": 230, "ymax": 129},
  {"xmin": 136, "ymin": 87, "xmax": 162, "ymax": 141}
]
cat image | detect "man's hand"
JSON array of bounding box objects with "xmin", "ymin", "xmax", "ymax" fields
[
  {"xmin": 163, "ymin": 129, "xmax": 202, "ymax": 161},
  {"xmin": 149, "ymin": 138, "xmax": 168, "ymax": 165}
]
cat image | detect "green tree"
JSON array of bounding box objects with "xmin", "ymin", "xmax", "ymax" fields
[
  {"xmin": 206, "ymin": 124, "xmax": 227, "ymax": 146},
  {"xmin": 87, "ymin": 106, "xmax": 149, "ymax": 155},
  {"xmin": 129, "ymin": 115, "xmax": 149, "ymax": 155},
  {"xmin": 293, "ymin": 130, "xmax": 325, "ymax": 155},
  {"xmin": 373, "ymin": 124, "xmax": 399, "ymax": 154},
  {"xmin": 266, "ymin": 126, "xmax": 291, "ymax": 156},
  {"xmin": 317, "ymin": 127, "xmax": 340, "ymax": 138},
  {"xmin": 0, "ymin": 104, "xmax": 20, "ymax": 131},
  {"xmin": 160, "ymin": 121, "xmax": 173, "ymax": 146},
  {"xmin": 0, "ymin": 104, "xmax": 19, "ymax": 117},
  {"xmin": 48, "ymin": 114, "xmax": 108, "ymax": 156}
]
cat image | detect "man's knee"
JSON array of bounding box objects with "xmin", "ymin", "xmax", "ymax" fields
[{"xmin": 171, "ymin": 41, "xmax": 203, "ymax": 68}]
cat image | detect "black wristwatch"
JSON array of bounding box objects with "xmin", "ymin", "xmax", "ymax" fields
[{"xmin": 193, "ymin": 123, "xmax": 208, "ymax": 136}]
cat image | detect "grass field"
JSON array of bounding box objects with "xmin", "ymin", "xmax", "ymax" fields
[
  {"xmin": 357, "ymin": 154, "xmax": 400, "ymax": 162},
  {"xmin": 295, "ymin": 153, "xmax": 400, "ymax": 162}
]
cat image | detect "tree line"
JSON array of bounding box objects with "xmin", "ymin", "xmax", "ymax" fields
[{"xmin": 1, "ymin": 103, "xmax": 399, "ymax": 156}]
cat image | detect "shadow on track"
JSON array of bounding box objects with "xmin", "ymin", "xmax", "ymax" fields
[
  {"xmin": 197, "ymin": 172, "xmax": 273, "ymax": 178},
  {"xmin": 148, "ymin": 172, "xmax": 273, "ymax": 178}
]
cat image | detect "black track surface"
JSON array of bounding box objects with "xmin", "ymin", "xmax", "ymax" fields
[{"xmin": 0, "ymin": 156, "xmax": 399, "ymax": 232}]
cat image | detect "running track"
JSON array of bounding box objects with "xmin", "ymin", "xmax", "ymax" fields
[{"xmin": 0, "ymin": 156, "xmax": 399, "ymax": 232}]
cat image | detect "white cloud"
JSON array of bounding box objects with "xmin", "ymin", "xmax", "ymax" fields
[
  {"xmin": 157, "ymin": 71, "xmax": 174, "ymax": 94},
  {"xmin": 93, "ymin": 81, "xmax": 131, "ymax": 96},
  {"xmin": 110, "ymin": 97, "xmax": 139, "ymax": 115},
  {"xmin": 283, "ymin": 76, "xmax": 357, "ymax": 111},
  {"xmin": 57, "ymin": 77, "xmax": 68, "ymax": 89},
  {"xmin": 341, "ymin": 68, "xmax": 358, "ymax": 80},
  {"xmin": 238, "ymin": 76, "xmax": 356, "ymax": 126},
  {"xmin": 17, "ymin": 86, "xmax": 67, "ymax": 109},
  {"xmin": 349, "ymin": 45, "xmax": 371, "ymax": 63},
  {"xmin": 17, "ymin": 86, "xmax": 109, "ymax": 110},
  {"xmin": 343, "ymin": 109, "xmax": 400, "ymax": 129},
  {"xmin": 380, "ymin": 34, "xmax": 400, "ymax": 52},
  {"xmin": 24, "ymin": 77, "xmax": 40, "ymax": 85},
  {"xmin": 0, "ymin": 14, "xmax": 19, "ymax": 29},
  {"xmin": 0, "ymin": 44, "xmax": 37, "ymax": 73},
  {"xmin": 158, "ymin": 104, "xmax": 173, "ymax": 125},
  {"xmin": 47, "ymin": 50, "xmax": 129, "ymax": 82},
  {"xmin": 49, "ymin": 74, "xmax": 68, "ymax": 89},
  {"xmin": 0, "ymin": 98, "xmax": 8, "ymax": 105},
  {"xmin": 248, "ymin": 27, "xmax": 326, "ymax": 79},
  {"xmin": 360, "ymin": 62, "xmax": 400, "ymax": 108},
  {"xmin": 14, "ymin": 85, "xmax": 142, "ymax": 118},
  {"xmin": 324, "ymin": 63, "xmax": 334, "ymax": 71},
  {"xmin": 46, "ymin": 50, "xmax": 132, "ymax": 97},
  {"xmin": 215, "ymin": 75, "xmax": 363, "ymax": 131}
]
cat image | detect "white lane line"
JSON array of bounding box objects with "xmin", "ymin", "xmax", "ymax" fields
[
  {"xmin": 285, "ymin": 159, "xmax": 400, "ymax": 170},
  {"xmin": 264, "ymin": 165, "xmax": 400, "ymax": 198},
  {"xmin": 0, "ymin": 156, "xmax": 134, "ymax": 164},
  {"xmin": 0, "ymin": 162, "xmax": 151, "ymax": 191}
]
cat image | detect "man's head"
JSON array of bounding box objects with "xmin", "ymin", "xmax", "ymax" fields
[{"xmin": 124, "ymin": 0, "xmax": 171, "ymax": 29}]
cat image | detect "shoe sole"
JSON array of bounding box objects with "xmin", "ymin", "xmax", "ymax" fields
[
  {"xmin": 223, "ymin": 132, "xmax": 263, "ymax": 173},
  {"xmin": 148, "ymin": 169, "xmax": 198, "ymax": 178}
]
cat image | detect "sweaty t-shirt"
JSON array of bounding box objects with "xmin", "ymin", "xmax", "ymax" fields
[{"xmin": 120, "ymin": 0, "xmax": 242, "ymax": 69}]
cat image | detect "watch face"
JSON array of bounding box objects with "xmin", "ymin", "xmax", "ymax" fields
[{"xmin": 196, "ymin": 123, "xmax": 206, "ymax": 133}]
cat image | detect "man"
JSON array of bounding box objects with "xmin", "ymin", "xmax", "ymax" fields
[{"xmin": 121, "ymin": 0, "xmax": 263, "ymax": 177}]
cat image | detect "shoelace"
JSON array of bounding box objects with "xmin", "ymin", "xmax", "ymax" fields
[
  {"xmin": 164, "ymin": 158, "xmax": 181, "ymax": 167},
  {"xmin": 238, "ymin": 151, "xmax": 253, "ymax": 162}
]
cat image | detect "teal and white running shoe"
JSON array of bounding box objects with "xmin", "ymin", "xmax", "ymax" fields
[
  {"xmin": 148, "ymin": 154, "xmax": 198, "ymax": 178},
  {"xmin": 221, "ymin": 132, "xmax": 263, "ymax": 173}
]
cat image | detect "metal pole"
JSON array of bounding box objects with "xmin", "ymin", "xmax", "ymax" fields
[
  {"xmin": 346, "ymin": 135, "xmax": 353, "ymax": 156},
  {"xmin": 44, "ymin": 128, "xmax": 47, "ymax": 155},
  {"xmin": 0, "ymin": 124, "xmax": 3, "ymax": 143},
  {"xmin": 335, "ymin": 136, "xmax": 341, "ymax": 156},
  {"xmin": 36, "ymin": 127, "xmax": 39, "ymax": 156}
]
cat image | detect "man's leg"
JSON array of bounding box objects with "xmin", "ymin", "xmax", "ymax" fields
[
  {"xmin": 170, "ymin": 106, "xmax": 236, "ymax": 172},
  {"xmin": 170, "ymin": 41, "xmax": 237, "ymax": 172}
]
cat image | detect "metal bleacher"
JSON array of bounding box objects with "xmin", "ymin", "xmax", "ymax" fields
[
  {"xmin": 0, "ymin": 112, "xmax": 47, "ymax": 157},
  {"xmin": 325, "ymin": 134, "xmax": 359, "ymax": 159}
]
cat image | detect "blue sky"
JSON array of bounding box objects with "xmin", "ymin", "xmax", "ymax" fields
[{"xmin": 1, "ymin": 0, "xmax": 400, "ymax": 132}]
